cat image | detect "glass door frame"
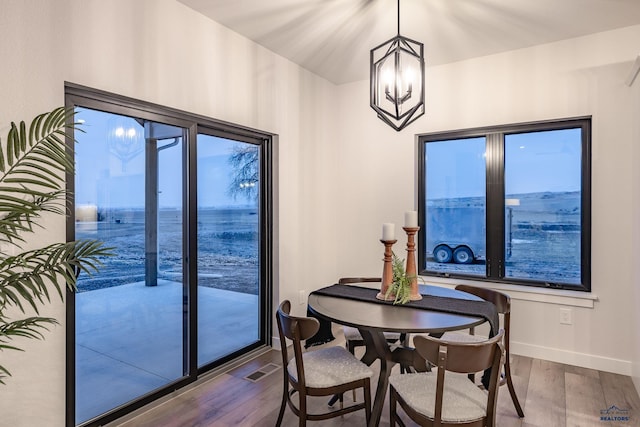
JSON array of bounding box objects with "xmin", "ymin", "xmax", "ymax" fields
[{"xmin": 64, "ymin": 82, "xmax": 273, "ymax": 427}]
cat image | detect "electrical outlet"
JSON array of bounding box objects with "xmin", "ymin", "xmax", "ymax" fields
[
  {"xmin": 298, "ymin": 290, "xmax": 307, "ymax": 305},
  {"xmin": 559, "ymin": 308, "xmax": 572, "ymax": 325}
]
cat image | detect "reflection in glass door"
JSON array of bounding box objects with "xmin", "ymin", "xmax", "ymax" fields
[
  {"xmin": 74, "ymin": 109, "xmax": 187, "ymax": 424},
  {"xmin": 196, "ymin": 134, "xmax": 260, "ymax": 367}
]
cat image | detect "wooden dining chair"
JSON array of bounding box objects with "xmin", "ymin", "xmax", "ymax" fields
[
  {"xmin": 338, "ymin": 277, "xmax": 407, "ymax": 355},
  {"xmin": 389, "ymin": 329, "xmax": 505, "ymax": 427},
  {"xmin": 275, "ymin": 300, "xmax": 373, "ymax": 426},
  {"xmin": 440, "ymin": 285, "xmax": 525, "ymax": 418}
]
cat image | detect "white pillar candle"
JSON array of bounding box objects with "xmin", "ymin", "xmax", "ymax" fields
[
  {"xmin": 382, "ymin": 223, "xmax": 395, "ymax": 240},
  {"xmin": 404, "ymin": 211, "xmax": 418, "ymax": 228}
]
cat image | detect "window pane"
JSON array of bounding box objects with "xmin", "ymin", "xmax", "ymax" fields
[
  {"xmin": 424, "ymin": 137, "xmax": 486, "ymax": 276},
  {"xmin": 197, "ymin": 135, "xmax": 260, "ymax": 367},
  {"xmin": 74, "ymin": 109, "xmax": 187, "ymax": 423},
  {"xmin": 504, "ymin": 129, "xmax": 582, "ymax": 284}
]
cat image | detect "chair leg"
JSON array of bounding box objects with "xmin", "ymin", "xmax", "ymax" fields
[
  {"xmin": 299, "ymin": 393, "xmax": 307, "ymax": 427},
  {"xmin": 505, "ymin": 358, "xmax": 525, "ymax": 417},
  {"xmin": 399, "ymin": 333, "xmax": 408, "ymax": 346},
  {"xmin": 275, "ymin": 384, "xmax": 287, "ymax": 426},
  {"xmin": 389, "ymin": 387, "xmax": 397, "ymax": 427},
  {"xmin": 398, "ymin": 333, "xmax": 408, "ymax": 374},
  {"xmin": 364, "ymin": 381, "xmax": 372, "ymax": 425},
  {"xmin": 347, "ymin": 340, "xmax": 356, "ymax": 355},
  {"xmin": 327, "ymin": 393, "xmax": 339, "ymax": 407},
  {"xmin": 346, "ymin": 341, "xmax": 357, "ymax": 401}
]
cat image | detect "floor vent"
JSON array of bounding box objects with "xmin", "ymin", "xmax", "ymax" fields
[{"xmin": 244, "ymin": 363, "xmax": 280, "ymax": 383}]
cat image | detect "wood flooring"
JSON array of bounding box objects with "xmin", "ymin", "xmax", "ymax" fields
[{"xmin": 110, "ymin": 331, "xmax": 640, "ymax": 427}]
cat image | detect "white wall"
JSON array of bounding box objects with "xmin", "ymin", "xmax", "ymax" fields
[
  {"xmin": 0, "ymin": 1, "xmax": 338, "ymax": 426},
  {"xmin": 334, "ymin": 26, "xmax": 640, "ymax": 380},
  {"xmin": 1, "ymin": 0, "xmax": 639, "ymax": 424}
]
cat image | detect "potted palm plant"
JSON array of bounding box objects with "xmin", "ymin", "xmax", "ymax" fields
[{"xmin": 0, "ymin": 107, "xmax": 111, "ymax": 384}]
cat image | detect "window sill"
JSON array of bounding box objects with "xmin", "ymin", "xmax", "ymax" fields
[{"xmin": 421, "ymin": 276, "xmax": 598, "ymax": 308}]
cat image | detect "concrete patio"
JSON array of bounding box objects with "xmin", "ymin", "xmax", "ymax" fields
[{"xmin": 75, "ymin": 280, "xmax": 258, "ymax": 424}]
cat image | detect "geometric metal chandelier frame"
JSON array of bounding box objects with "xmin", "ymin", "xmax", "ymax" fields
[{"xmin": 370, "ymin": 0, "xmax": 425, "ymax": 131}]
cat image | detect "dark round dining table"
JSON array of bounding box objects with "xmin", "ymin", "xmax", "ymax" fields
[{"xmin": 307, "ymin": 283, "xmax": 486, "ymax": 427}]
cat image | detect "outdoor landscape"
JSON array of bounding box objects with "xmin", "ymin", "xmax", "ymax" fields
[
  {"xmin": 425, "ymin": 191, "xmax": 582, "ymax": 284},
  {"xmin": 75, "ymin": 207, "xmax": 259, "ymax": 294},
  {"xmin": 76, "ymin": 191, "xmax": 581, "ymax": 292}
]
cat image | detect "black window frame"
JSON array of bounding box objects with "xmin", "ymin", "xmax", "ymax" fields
[{"xmin": 417, "ymin": 116, "xmax": 591, "ymax": 292}]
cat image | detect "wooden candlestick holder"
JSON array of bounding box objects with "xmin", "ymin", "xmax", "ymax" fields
[
  {"xmin": 376, "ymin": 239, "xmax": 397, "ymax": 301},
  {"xmin": 403, "ymin": 226, "xmax": 423, "ymax": 301}
]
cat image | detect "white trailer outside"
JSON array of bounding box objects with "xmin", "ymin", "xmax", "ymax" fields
[{"xmin": 426, "ymin": 206, "xmax": 485, "ymax": 264}]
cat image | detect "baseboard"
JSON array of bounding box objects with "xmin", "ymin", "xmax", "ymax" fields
[
  {"xmin": 511, "ymin": 341, "xmax": 632, "ymax": 376},
  {"xmin": 272, "ymin": 335, "xmax": 282, "ymax": 351},
  {"xmin": 633, "ymin": 375, "xmax": 640, "ymax": 399}
]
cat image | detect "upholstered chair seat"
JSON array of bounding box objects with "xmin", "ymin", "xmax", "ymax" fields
[
  {"xmin": 389, "ymin": 370, "xmax": 488, "ymax": 423},
  {"xmin": 440, "ymin": 331, "xmax": 486, "ymax": 343},
  {"xmin": 287, "ymin": 345, "xmax": 374, "ymax": 388}
]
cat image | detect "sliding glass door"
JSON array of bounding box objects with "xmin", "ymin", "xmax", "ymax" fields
[{"xmin": 66, "ymin": 85, "xmax": 271, "ymax": 427}]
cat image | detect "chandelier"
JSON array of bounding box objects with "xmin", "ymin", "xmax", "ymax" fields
[
  {"xmin": 370, "ymin": 0, "xmax": 425, "ymax": 131},
  {"xmin": 107, "ymin": 117, "xmax": 144, "ymax": 172}
]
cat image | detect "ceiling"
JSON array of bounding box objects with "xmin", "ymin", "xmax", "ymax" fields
[{"xmin": 177, "ymin": 0, "xmax": 640, "ymax": 85}]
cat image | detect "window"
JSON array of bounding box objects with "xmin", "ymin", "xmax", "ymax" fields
[{"xmin": 418, "ymin": 117, "xmax": 591, "ymax": 291}]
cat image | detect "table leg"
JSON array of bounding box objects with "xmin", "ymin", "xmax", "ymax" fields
[{"xmin": 360, "ymin": 329, "xmax": 395, "ymax": 427}]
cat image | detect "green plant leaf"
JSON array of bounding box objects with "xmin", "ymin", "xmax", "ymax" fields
[
  {"xmin": 0, "ymin": 316, "xmax": 58, "ymax": 383},
  {"xmin": 0, "ymin": 107, "xmax": 112, "ymax": 384},
  {"xmin": 384, "ymin": 252, "xmax": 418, "ymax": 305},
  {"xmin": 0, "ymin": 136, "xmax": 5, "ymax": 173}
]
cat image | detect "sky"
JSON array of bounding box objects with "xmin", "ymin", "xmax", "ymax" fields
[
  {"xmin": 74, "ymin": 108, "xmax": 255, "ymax": 210},
  {"xmin": 425, "ymin": 128, "xmax": 582, "ymax": 200},
  {"xmin": 76, "ymin": 107, "xmax": 581, "ymax": 209}
]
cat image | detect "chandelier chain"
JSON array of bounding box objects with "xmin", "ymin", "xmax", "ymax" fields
[{"xmin": 397, "ymin": 0, "xmax": 401, "ymax": 36}]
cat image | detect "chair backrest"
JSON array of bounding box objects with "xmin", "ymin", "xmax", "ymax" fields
[
  {"xmin": 454, "ymin": 284, "xmax": 513, "ymax": 351},
  {"xmin": 276, "ymin": 300, "xmax": 320, "ymax": 387},
  {"xmin": 454, "ymin": 284, "xmax": 509, "ymax": 314},
  {"xmin": 277, "ymin": 300, "xmax": 320, "ymax": 341},
  {"xmin": 414, "ymin": 330, "xmax": 505, "ymax": 425},
  {"xmin": 338, "ymin": 277, "xmax": 381, "ymax": 284}
]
